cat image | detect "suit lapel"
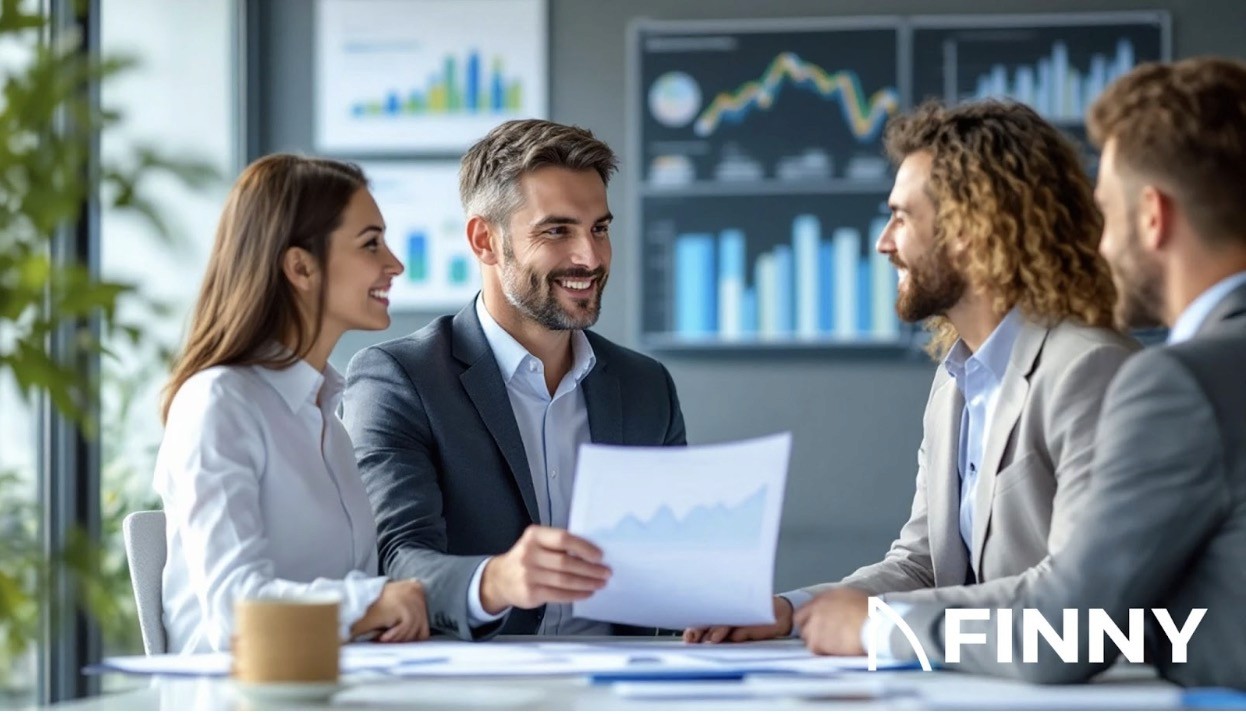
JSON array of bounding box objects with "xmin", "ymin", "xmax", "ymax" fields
[
  {"xmin": 926, "ymin": 375, "xmax": 969, "ymax": 586},
  {"xmin": 452, "ymin": 303, "xmax": 540, "ymax": 524},
  {"xmin": 970, "ymin": 320, "xmax": 1048, "ymax": 575},
  {"xmin": 581, "ymin": 338, "xmax": 623, "ymax": 445}
]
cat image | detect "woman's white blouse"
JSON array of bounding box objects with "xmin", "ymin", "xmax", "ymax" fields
[{"xmin": 156, "ymin": 360, "xmax": 386, "ymax": 654}]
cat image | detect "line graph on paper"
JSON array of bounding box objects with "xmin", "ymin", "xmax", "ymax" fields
[
  {"xmin": 585, "ymin": 486, "xmax": 767, "ymax": 550},
  {"xmin": 568, "ymin": 434, "xmax": 791, "ymax": 628}
]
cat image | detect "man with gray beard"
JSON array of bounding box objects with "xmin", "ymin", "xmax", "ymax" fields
[{"xmin": 344, "ymin": 120, "xmax": 686, "ymax": 640}]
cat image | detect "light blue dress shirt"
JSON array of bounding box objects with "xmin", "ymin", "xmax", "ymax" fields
[
  {"xmin": 465, "ymin": 296, "xmax": 611, "ymax": 635},
  {"xmin": 942, "ymin": 306, "xmax": 1025, "ymax": 562},
  {"xmin": 1168, "ymin": 271, "xmax": 1246, "ymax": 345},
  {"xmin": 784, "ymin": 308, "xmax": 1025, "ymax": 654}
]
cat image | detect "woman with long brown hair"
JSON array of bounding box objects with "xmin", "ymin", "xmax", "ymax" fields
[{"xmin": 156, "ymin": 154, "xmax": 428, "ymax": 654}]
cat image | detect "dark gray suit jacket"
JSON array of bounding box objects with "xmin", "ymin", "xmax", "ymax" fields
[
  {"xmin": 888, "ymin": 281, "xmax": 1246, "ymax": 688},
  {"xmin": 343, "ymin": 303, "xmax": 687, "ymax": 640}
]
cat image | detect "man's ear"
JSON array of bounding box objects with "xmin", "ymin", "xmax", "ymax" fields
[
  {"xmin": 466, "ymin": 216, "xmax": 501, "ymax": 266},
  {"xmin": 282, "ymin": 247, "xmax": 319, "ymax": 292},
  {"xmin": 1137, "ymin": 185, "xmax": 1173, "ymax": 254},
  {"xmin": 942, "ymin": 231, "xmax": 970, "ymax": 267}
]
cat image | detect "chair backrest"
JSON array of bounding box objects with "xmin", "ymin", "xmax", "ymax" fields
[{"xmin": 122, "ymin": 510, "xmax": 167, "ymax": 655}]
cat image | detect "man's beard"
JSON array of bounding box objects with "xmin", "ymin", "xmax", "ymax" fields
[
  {"xmin": 1110, "ymin": 223, "xmax": 1165, "ymax": 330},
  {"xmin": 894, "ymin": 242, "xmax": 967, "ymax": 322},
  {"xmin": 499, "ymin": 238, "xmax": 607, "ymax": 330}
]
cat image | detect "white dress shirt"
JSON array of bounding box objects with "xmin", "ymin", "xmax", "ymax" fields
[
  {"xmin": 1168, "ymin": 271, "xmax": 1246, "ymax": 344},
  {"xmin": 465, "ymin": 296, "xmax": 612, "ymax": 635},
  {"xmin": 156, "ymin": 360, "xmax": 387, "ymax": 654}
]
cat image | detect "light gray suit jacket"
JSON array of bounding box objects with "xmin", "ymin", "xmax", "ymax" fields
[
  {"xmin": 803, "ymin": 318, "xmax": 1138, "ymax": 603},
  {"xmin": 343, "ymin": 303, "xmax": 686, "ymax": 640},
  {"xmin": 888, "ymin": 283, "xmax": 1246, "ymax": 688}
]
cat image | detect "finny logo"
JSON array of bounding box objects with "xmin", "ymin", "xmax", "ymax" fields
[{"xmin": 865, "ymin": 597, "xmax": 1206, "ymax": 672}]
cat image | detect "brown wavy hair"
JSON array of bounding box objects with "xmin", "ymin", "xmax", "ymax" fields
[
  {"xmin": 458, "ymin": 119, "xmax": 618, "ymax": 227},
  {"xmin": 884, "ymin": 100, "xmax": 1117, "ymax": 358},
  {"xmin": 161, "ymin": 154, "xmax": 367, "ymax": 422},
  {"xmin": 1088, "ymin": 57, "xmax": 1246, "ymax": 248}
]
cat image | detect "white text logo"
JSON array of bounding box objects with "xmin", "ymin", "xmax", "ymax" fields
[{"xmin": 865, "ymin": 597, "xmax": 1206, "ymax": 672}]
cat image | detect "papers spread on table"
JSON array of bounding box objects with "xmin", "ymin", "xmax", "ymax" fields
[
  {"xmin": 566, "ymin": 433, "xmax": 791, "ymax": 629},
  {"xmin": 89, "ymin": 652, "xmax": 231, "ymax": 676},
  {"xmin": 89, "ymin": 638, "xmax": 916, "ymax": 678}
]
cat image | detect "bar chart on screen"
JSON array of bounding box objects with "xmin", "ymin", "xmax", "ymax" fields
[
  {"xmin": 643, "ymin": 193, "xmax": 903, "ymax": 347},
  {"xmin": 911, "ymin": 13, "xmax": 1168, "ymax": 126},
  {"xmin": 362, "ymin": 162, "xmax": 478, "ymax": 310}
]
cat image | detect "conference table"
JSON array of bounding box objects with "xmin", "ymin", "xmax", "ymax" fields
[{"xmin": 54, "ymin": 637, "xmax": 1182, "ymax": 710}]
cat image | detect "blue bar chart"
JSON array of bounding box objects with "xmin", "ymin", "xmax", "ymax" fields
[
  {"xmin": 349, "ymin": 50, "xmax": 526, "ymax": 118},
  {"xmin": 912, "ymin": 17, "xmax": 1167, "ymax": 128},
  {"xmin": 363, "ymin": 161, "xmax": 480, "ymax": 310},
  {"xmin": 966, "ymin": 38, "xmax": 1137, "ymax": 122},
  {"xmin": 650, "ymin": 197, "xmax": 903, "ymax": 345}
]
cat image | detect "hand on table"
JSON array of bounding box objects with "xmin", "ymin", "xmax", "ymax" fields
[
  {"xmin": 352, "ymin": 579, "xmax": 430, "ymax": 643},
  {"xmin": 682, "ymin": 595, "xmax": 794, "ymax": 644},
  {"xmin": 794, "ymin": 587, "xmax": 870, "ymax": 655}
]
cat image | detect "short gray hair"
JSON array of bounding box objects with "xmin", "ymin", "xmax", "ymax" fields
[{"xmin": 458, "ymin": 119, "xmax": 618, "ymax": 227}]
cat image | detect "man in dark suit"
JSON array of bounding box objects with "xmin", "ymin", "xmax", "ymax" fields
[
  {"xmin": 791, "ymin": 57, "xmax": 1246, "ymax": 689},
  {"xmin": 344, "ymin": 120, "xmax": 686, "ymax": 640}
]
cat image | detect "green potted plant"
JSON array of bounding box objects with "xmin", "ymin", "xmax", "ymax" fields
[{"xmin": 0, "ymin": 0, "xmax": 216, "ymax": 696}]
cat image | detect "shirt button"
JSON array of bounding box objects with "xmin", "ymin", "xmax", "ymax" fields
[
  {"xmin": 550, "ymin": 469, "xmax": 558, "ymax": 479},
  {"xmin": 528, "ymin": 362, "xmax": 538, "ymax": 372}
]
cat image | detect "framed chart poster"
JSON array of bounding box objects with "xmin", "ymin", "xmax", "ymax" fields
[
  {"xmin": 316, "ymin": 0, "xmax": 548, "ymax": 153},
  {"xmin": 632, "ymin": 17, "xmax": 906, "ymax": 349}
]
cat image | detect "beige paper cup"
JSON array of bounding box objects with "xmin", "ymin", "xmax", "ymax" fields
[{"xmin": 232, "ymin": 595, "xmax": 340, "ymax": 685}]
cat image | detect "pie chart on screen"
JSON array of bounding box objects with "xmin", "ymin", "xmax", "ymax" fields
[{"xmin": 648, "ymin": 71, "xmax": 702, "ymax": 128}]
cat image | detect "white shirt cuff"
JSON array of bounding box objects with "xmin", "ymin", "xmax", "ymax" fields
[
  {"xmin": 778, "ymin": 590, "xmax": 814, "ymax": 636},
  {"xmin": 466, "ymin": 557, "xmax": 509, "ymax": 626}
]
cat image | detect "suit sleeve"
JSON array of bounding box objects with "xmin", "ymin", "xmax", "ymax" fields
[
  {"xmin": 890, "ymin": 341, "xmax": 1133, "ymax": 609},
  {"xmin": 887, "ymin": 349, "xmax": 1228, "ymax": 683},
  {"xmin": 343, "ymin": 345, "xmax": 504, "ymax": 641},
  {"xmin": 661, "ymin": 364, "xmax": 688, "ymax": 446}
]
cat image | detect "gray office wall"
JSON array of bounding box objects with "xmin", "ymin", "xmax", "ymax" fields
[{"xmin": 254, "ymin": 0, "xmax": 1246, "ymax": 590}]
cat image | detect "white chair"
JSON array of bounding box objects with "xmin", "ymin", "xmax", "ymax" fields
[{"xmin": 122, "ymin": 510, "xmax": 167, "ymax": 655}]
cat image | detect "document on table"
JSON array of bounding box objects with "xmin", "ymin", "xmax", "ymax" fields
[
  {"xmin": 91, "ymin": 639, "xmax": 916, "ymax": 678},
  {"xmin": 87, "ymin": 652, "xmax": 231, "ymax": 676},
  {"xmin": 567, "ymin": 433, "xmax": 791, "ymax": 629}
]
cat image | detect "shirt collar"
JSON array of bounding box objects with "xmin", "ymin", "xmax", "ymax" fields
[
  {"xmin": 475, "ymin": 294, "xmax": 597, "ymax": 385},
  {"xmin": 253, "ymin": 357, "xmax": 340, "ymax": 413},
  {"xmin": 1168, "ymin": 271, "xmax": 1246, "ymax": 345},
  {"xmin": 944, "ymin": 306, "xmax": 1025, "ymax": 384}
]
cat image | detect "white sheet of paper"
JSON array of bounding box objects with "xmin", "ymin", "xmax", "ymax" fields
[
  {"xmin": 93, "ymin": 652, "xmax": 231, "ymax": 676},
  {"xmin": 95, "ymin": 640, "xmax": 916, "ymax": 679},
  {"xmin": 567, "ymin": 433, "xmax": 791, "ymax": 629}
]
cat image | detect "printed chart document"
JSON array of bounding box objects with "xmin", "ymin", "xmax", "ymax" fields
[{"xmin": 568, "ymin": 433, "xmax": 791, "ymax": 629}]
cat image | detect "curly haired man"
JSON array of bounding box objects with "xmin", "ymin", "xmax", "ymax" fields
[
  {"xmin": 790, "ymin": 57, "xmax": 1246, "ymax": 690},
  {"xmin": 686, "ymin": 100, "xmax": 1139, "ymax": 646}
]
